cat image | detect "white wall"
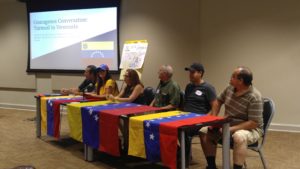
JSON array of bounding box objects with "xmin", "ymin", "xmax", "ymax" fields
[{"xmin": 199, "ymin": 0, "xmax": 300, "ymax": 131}]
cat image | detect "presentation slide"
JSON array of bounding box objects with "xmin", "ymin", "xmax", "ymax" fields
[{"xmin": 29, "ymin": 7, "xmax": 118, "ymax": 71}]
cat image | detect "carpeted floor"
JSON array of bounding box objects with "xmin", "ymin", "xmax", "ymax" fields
[{"xmin": 0, "ymin": 108, "xmax": 299, "ymax": 169}]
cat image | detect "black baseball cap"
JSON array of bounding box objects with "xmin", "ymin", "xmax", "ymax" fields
[{"xmin": 184, "ymin": 63, "xmax": 205, "ymax": 73}]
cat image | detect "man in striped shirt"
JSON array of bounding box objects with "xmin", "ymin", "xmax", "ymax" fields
[{"xmin": 201, "ymin": 66, "xmax": 263, "ymax": 169}]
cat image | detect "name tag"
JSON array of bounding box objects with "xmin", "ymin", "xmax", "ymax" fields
[
  {"xmin": 195, "ymin": 90, "xmax": 203, "ymax": 96},
  {"xmin": 156, "ymin": 89, "xmax": 160, "ymax": 94}
]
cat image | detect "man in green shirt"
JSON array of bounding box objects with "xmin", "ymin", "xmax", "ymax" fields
[{"xmin": 150, "ymin": 64, "xmax": 181, "ymax": 110}]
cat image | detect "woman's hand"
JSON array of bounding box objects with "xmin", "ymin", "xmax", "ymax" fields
[{"xmin": 107, "ymin": 94, "xmax": 115, "ymax": 101}]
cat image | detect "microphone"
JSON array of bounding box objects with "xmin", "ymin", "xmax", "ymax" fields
[{"xmin": 83, "ymin": 83, "xmax": 93, "ymax": 92}]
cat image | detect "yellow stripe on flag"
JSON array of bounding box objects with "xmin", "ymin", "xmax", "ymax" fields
[
  {"xmin": 40, "ymin": 96, "xmax": 77, "ymax": 134},
  {"xmin": 67, "ymin": 101, "xmax": 111, "ymax": 142},
  {"xmin": 128, "ymin": 111, "xmax": 183, "ymax": 158},
  {"xmin": 81, "ymin": 41, "xmax": 114, "ymax": 50}
]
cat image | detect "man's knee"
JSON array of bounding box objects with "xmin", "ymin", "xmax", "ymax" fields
[{"xmin": 232, "ymin": 131, "xmax": 247, "ymax": 146}]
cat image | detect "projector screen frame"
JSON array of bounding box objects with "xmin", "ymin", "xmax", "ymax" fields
[{"xmin": 26, "ymin": 0, "xmax": 121, "ymax": 74}]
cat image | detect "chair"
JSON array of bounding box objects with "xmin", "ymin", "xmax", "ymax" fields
[
  {"xmin": 245, "ymin": 97, "xmax": 275, "ymax": 169},
  {"xmin": 143, "ymin": 86, "xmax": 155, "ymax": 105},
  {"xmin": 179, "ymin": 90, "xmax": 185, "ymax": 110},
  {"xmin": 220, "ymin": 98, "xmax": 275, "ymax": 169}
]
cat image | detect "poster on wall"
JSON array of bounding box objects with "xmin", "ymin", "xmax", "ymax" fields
[
  {"xmin": 119, "ymin": 40, "xmax": 148, "ymax": 80},
  {"xmin": 119, "ymin": 40, "xmax": 148, "ymax": 69}
]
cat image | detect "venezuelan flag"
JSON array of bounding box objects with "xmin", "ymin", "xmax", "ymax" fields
[
  {"xmin": 143, "ymin": 112, "xmax": 204, "ymax": 162},
  {"xmin": 67, "ymin": 101, "xmax": 111, "ymax": 142},
  {"xmin": 128, "ymin": 111, "xmax": 182, "ymax": 158},
  {"xmin": 46, "ymin": 97, "xmax": 83, "ymax": 138},
  {"xmin": 40, "ymin": 96, "xmax": 80, "ymax": 134},
  {"xmin": 99, "ymin": 105, "xmax": 161, "ymax": 156},
  {"xmin": 81, "ymin": 103, "xmax": 139, "ymax": 149},
  {"xmin": 128, "ymin": 111, "xmax": 224, "ymax": 169}
]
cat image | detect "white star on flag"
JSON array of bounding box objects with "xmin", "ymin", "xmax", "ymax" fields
[
  {"xmin": 176, "ymin": 115, "xmax": 181, "ymax": 118},
  {"xmin": 146, "ymin": 122, "xmax": 151, "ymax": 128},
  {"xmin": 89, "ymin": 109, "xmax": 93, "ymax": 115},
  {"xmin": 195, "ymin": 114, "xmax": 201, "ymax": 116},
  {"xmin": 94, "ymin": 115, "xmax": 99, "ymax": 121},
  {"xmin": 150, "ymin": 133, "xmax": 155, "ymax": 140}
]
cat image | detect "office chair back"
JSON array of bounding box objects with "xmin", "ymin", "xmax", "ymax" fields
[
  {"xmin": 260, "ymin": 98, "xmax": 275, "ymax": 148},
  {"xmin": 179, "ymin": 91, "xmax": 185, "ymax": 110},
  {"xmin": 143, "ymin": 87, "xmax": 155, "ymax": 105}
]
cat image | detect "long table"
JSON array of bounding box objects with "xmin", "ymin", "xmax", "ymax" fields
[{"xmin": 34, "ymin": 95, "xmax": 231, "ymax": 169}]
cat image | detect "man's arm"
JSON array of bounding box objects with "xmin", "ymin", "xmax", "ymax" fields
[
  {"xmin": 209, "ymin": 99, "xmax": 222, "ymax": 116},
  {"xmin": 229, "ymin": 120, "xmax": 258, "ymax": 133},
  {"xmin": 150, "ymin": 99, "xmax": 155, "ymax": 107},
  {"xmin": 160, "ymin": 104, "xmax": 176, "ymax": 110}
]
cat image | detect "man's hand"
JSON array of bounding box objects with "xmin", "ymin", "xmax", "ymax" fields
[{"xmin": 60, "ymin": 88, "xmax": 69, "ymax": 95}]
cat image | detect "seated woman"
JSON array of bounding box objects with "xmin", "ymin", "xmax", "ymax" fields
[
  {"xmin": 108, "ymin": 69, "xmax": 144, "ymax": 104},
  {"xmin": 85, "ymin": 64, "xmax": 119, "ymax": 99}
]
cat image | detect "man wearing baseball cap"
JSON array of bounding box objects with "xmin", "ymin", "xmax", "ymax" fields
[
  {"xmin": 183, "ymin": 63, "xmax": 218, "ymax": 167},
  {"xmin": 184, "ymin": 63, "xmax": 218, "ymax": 114}
]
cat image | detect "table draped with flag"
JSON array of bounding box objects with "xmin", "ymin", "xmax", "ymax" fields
[
  {"xmin": 39, "ymin": 95, "xmax": 102, "ymax": 139},
  {"xmin": 80, "ymin": 103, "xmax": 140, "ymax": 151},
  {"xmin": 40, "ymin": 95, "xmax": 83, "ymax": 137},
  {"xmin": 67, "ymin": 101, "xmax": 111, "ymax": 142},
  {"xmin": 97, "ymin": 105, "xmax": 161, "ymax": 156},
  {"xmin": 128, "ymin": 111, "xmax": 225, "ymax": 169},
  {"xmin": 37, "ymin": 94, "xmax": 227, "ymax": 169}
]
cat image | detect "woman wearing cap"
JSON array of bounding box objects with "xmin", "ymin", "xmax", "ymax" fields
[
  {"xmin": 108, "ymin": 69, "xmax": 144, "ymax": 104},
  {"xmin": 85, "ymin": 64, "xmax": 119, "ymax": 99}
]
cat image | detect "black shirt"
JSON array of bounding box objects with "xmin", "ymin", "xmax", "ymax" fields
[
  {"xmin": 183, "ymin": 82, "xmax": 217, "ymax": 114},
  {"xmin": 78, "ymin": 79, "xmax": 96, "ymax": 92},
  {"xmin": 122, "ymin": 85, "xmax": 145, "ymax": 104}
]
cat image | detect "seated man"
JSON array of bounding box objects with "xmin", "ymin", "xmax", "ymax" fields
[
  {"xmin": 184, "ymin": 63, "xmax": 218, "ymax": 114},
  {"xmin": 183, "ymin": 63, "xmax": 218, "ymax": 166},
  {"xmin": 201, "ymin": 66, "xmax": 263, "ymax": 169},
  {"xmin": 60, "ymin": 65, "xmax": 97, "ymax": 95},
  {"xmin": 150, "ymin": 64, "xmax": 181, "ymax": 110}
]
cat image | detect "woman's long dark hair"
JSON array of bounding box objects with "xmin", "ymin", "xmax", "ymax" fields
[
  {"xmin": 96, "ymin": 70, "xmax": 112, "ymax": 94},
  {"xmin": 126, "ymin": 69, "xmax": 144, "ymax": 88}
]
